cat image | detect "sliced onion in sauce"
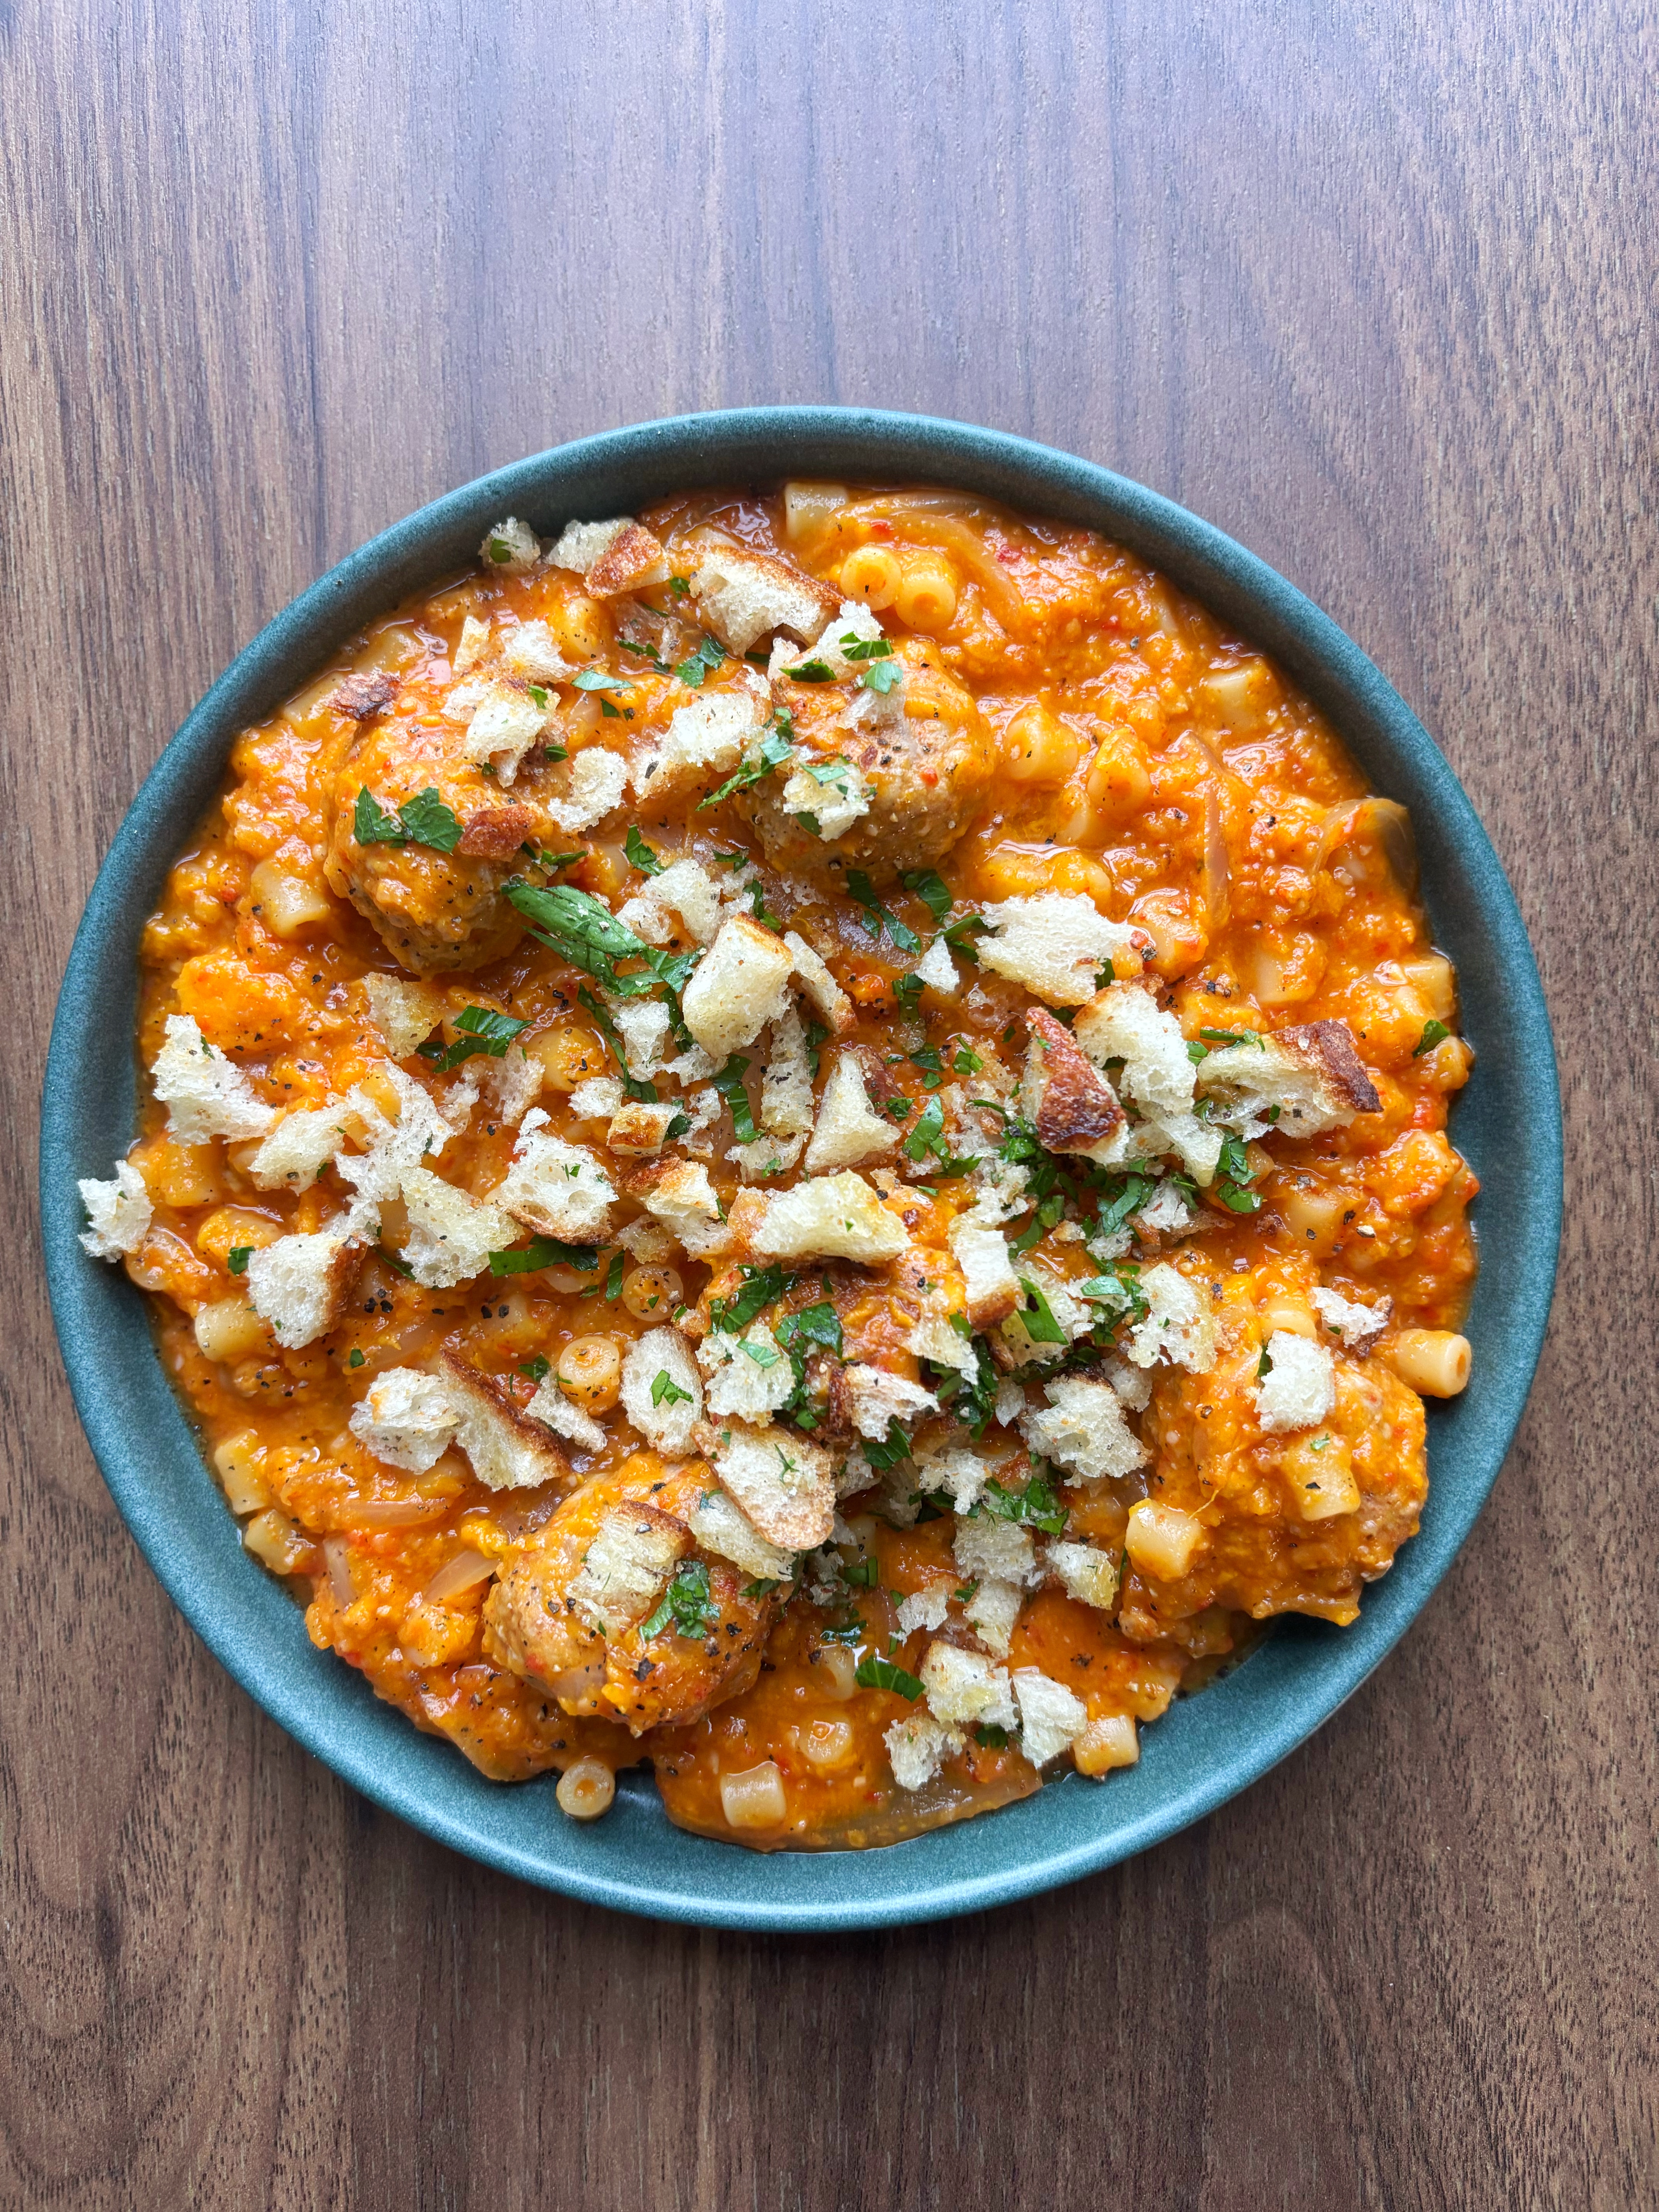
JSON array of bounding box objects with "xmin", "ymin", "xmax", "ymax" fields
[
  {"xmin": 323, "ymin": 1535, "xmax": 354, "ymax": 1607},
  {"xmin": 421, "ymin": 1548, "xmax": 497, "ymax": 1605},
  {"xmin": 343, "ymin": 1496, "xmax": 452, "ymax": 1529},
  {"xmin": 1314, "ymin": 796, "xmax": 1419, "ymax": 895}
]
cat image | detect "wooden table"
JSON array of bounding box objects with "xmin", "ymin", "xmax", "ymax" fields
[{"xmin": 3, "ymin": 4, "xmax": 1652, "ymax": 2203}]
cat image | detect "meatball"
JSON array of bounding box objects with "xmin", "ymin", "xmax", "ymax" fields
[
  {"xmin": 743, "ymin": 643, "xmax": 995, "ymax": 886},
  {"xmin": 481, "ymin": 1458, "xmax": 785, "ymax": 1735},
  {"xmin": 322, "ymin": 709, "xmax": 540, "ymax": 973}
]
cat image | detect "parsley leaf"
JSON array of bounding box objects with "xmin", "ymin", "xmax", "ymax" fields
[
  {"xmin": 782, "ymin": 656, "xmax": 835, "ymax": 682},
  {"xmin": 900, "ymin": 869, "xmax": 952, "ymax": 922},
  {"xmin": 506, "ymin": 880, "xmax": 650, "ymax": 986},
  {"xmin": 846, "ymin": 869, "xmax": 921, "ymax": 954},
  {"xmin": 854, "ymin": 1654, "xmax": 923, "ymax": 1699},
  {"xmin": 709, "ymin": 1264, "xmax": 792, "ymax": 1336},
  {"xmin": 740, "ymin": 1336, "xmax": 783, "ymax": 1369},
  {"xmin": 518, "ymin": 1354, "xmax": 551, "ymax": 1382},
  {"xmin": 862, "ymin": 1417, "xmax": 912, "ymax": 1472},
  {"xmin": 1414, "ymin": 1018, "xmax": 1451, "ymax": 1056},
  {"xmin": 775, "ymin": 1301, "xmax": 843, "ymax": 1358},
  {"xmin": 697, "ymin": 724, "xmax": 796, "ymax": 809},
  {"xmin": 488, "ymin": 1237, "xmax": 600, "ymax": 1276},
  {"xmin": 353, "ymin": 787, "xmax": 406, "ymax": 845},
  {"xmin": 575, "ymin": 984, "xmax": 658, "ymax": 1103},
  {"xmin": 416, "ymin": 1004, "xmax": 530, "ymax": 1071},
  {"xmin": 1078, "ymin": 1264, "xmax": 1151, "ymax": 1326},
  {"xmin": 227, "ymin": 1245, "xmax": 252, "ymax": 1276},
  {"xmin": 1213, "ymin": 1132, "xmax": 1264, "ymax": 1213},
  {"xmin": 640, "ymin": 1560, "xmax": 714, "ymax": 1641},
  {"xmin": 858, "ymin": 658, "xmax": 902, "ymax": 695},
  {"xmin": 618, "ymin": 636, "xmax": 670, "ymax": 672},
  {"xmin": 1014, "ymin": 1277, "xmax": 1068, "ymax": 1345},
  {"xmin": 651, "ymin": 1369, "xmax": 695, "ymax": 1408},
  {"xmin": 979, "ymin": 1471, "xmax": 1067, "ymax": 1535},
  {"xmin": 941, "ymin": 912, "xmax": 988, "ymax": 963},
  {"xmin": 396, "ymin": 788, "xmax": 465, "ymax": 852},
  {"xmin": 1256, "ymin": 1344, "xmax": 1274, "ymax": 1378},
  {"xmin": 572, "ymin": 668, "xmax": 632, "ymax": 694},
  {"xmin": 711, "ymin": 1054, "xmax": 758, "ymax": 1142},
  {"xmin": 675, "ymin": 636, "xmax": 727, "ymax": 688},
  {"xmin": 347, "ymin": 1346, "xmax": 365, "ymax": 1369},
  {"xmin": 625, "ymin": 827, "xmax": 664, "ymax": 876},
  {"xmin": 1200, "ymin": 1027, "xmax": 1263, "ymax": 1048},
  {"xmin": 604, "ymin": 1250, "xmax": 625, "ymax": 1301}
]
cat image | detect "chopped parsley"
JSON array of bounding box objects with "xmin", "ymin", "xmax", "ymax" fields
[
  {"xmin": 571, "ymin": 668, "xmax": 632, "ymax": 695},
  {"xmin": 1256, "ymin": 1344, "xmax": 1274, "ymax": 1378},
  {"xmin": 651, "ymin": 1369, "xmax": 695, "ymax": 1408},
  {"xmin": 417, "ymin": 1004, "xmax": 529, "ymax": 1072},
  {"xmin": 782, "ymin": 656, "xmax": 834, "ymax": 682},
  {"xmin": 697, "ymin": 721, "xmax": 796, "ymax": 809},
  {"xmin": 347, "ymin": 1346, "xmax": 365, "ymax": 1369},
  {"xmin": 576, "ymin": 984, "xmax": 658, "ymax": 1103},
  {"xmin": 711, "ymin": 1054, "xmax": 758, "ymax": 1142},
  {"xmin": 518, "ymin": 1354, "xmax": 552, "ymax": 1382},
  {"xmin": 854, "ymin": 1654, "xmax": 923, "ymax": 1698},
  {"xmin": 740, "ymin": 1336, "xmax": 783, "ymax": 1369},
  {"xmin": 1414, "ymin": 1018, "xmax": 1451, "ymax": 1056},
  {"xmin": 979, "ymin": 1470, "xmax": 1067, "ymax": 1535},
  {"xmin": 846, "ymin": 869, "xmax": 921, "ymax": 954},
  {"xmin": 775, "ymin": 1301, "xmax": 843, "ymax": 1358},
  {"xmin": 709, "ymin": 1264, "xmax": 792, "ymax": 1335},
  {"xmin": 843, "ymin": 1555, "xmax": 878, "ymax": 1588},
  {"xmin": 940, "ymin": 912, "xmax": 988, "ymax": 962},
  {"xmin": 974, "ymin": 1723, "xmax": 1010, "ymax": 1749},
  {"xmin": 488, "ymin": 1237, "xmax": 600, "ymax": 1276},
  {"xmin": 624, "ymin": 827, "xmax": 664, "ymax": 876},
  {"xmin": 640, "ymin": 1560, "xmax": 714, "ymax": 1641},
  {"xmin": 227, "ymin": 1245, "xmax": 252, "ymax": 1276},
  {"xmin": 1213, "ymin": 1132, "xmax": 1264, "ymax": 1213},
  {"xmin": 1014, "ymin": 1276, "xmax": 1068, "ymax": 1345},
  {"xmin": 353, "ymin": 785, "xmax": 464, "ymax": 854},
  {"xmin": 604, "ymin": 1251, "xmax": 625, "ymax": 1301},
  {"xmin": 862, "ymin": 1417, "xmax": 912, "ymax": 1471},
  {"xmin": 675, "ymin": 635, "xmax": 728, "ymax": 688}
]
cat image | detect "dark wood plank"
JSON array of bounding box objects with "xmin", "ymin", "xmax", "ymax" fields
[{"xmin": 0, "ymin": 0, "xmax": 1652, "ymax": 2204}]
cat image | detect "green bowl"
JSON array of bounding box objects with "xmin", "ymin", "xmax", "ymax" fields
[{"xmin": 40, "ymin": 410, "xmax": 1561, "ymax": 1929}]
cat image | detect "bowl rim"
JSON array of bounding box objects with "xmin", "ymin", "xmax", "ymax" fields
[{"xmin": 40, "ymin": 407, "xmax": 1561, "ymax": 1930}]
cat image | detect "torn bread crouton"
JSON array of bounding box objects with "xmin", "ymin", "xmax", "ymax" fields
[
  {"xmin": 501, "ymin": 618, "xmax": 574, "ymax": 683},
  {"xmin": 606, "ymin": 1101, "xmax": 682, "ymax": 1155},
  {"xmin": 632, "ymin": 687, "xmax": 766, "ymax": 801},
  {"xmin": 480, "ymin": 1051, "xmax": 542, "ymax": 1128},
  {"xmin": 1021, "ymin": 1008, "xmax": 1127, "ymax": 1162},
  {"xmin": 680, "ymin": 914, "xmax": 797, "ymax": 1061},
  {"xmin": 1126, "ymin": 1261, "xmax": 1218, "ymax": 1374},
  {"xmin": 492, "ymin": 1110, "xmax": 617, "ymax": 1241},
  {"xmin": 977, "ymin": 895, "xmax": 1144, "ymax": 1006},
  {"xmin": 964, "ymin": 1578, "xmax": 1023, "ymax": 1657},
  {"xmin": 451, "ymin": 614, "xmax": 491, "ymax": 676},
  {"xmin": 954, "ymin": 1515, "xmax": 1038, "ymax": 1590},
  {"xmin": 78, "ymin": 1160, "xmax": 153, "ymax": 1260},
  {"xmin": 1019, "ymin": 1376, "xmax": 1149, "ymax": 1484},
  {"xmin": 617, "ymin": 856, "xmax": 725, "ymax": 947},
  {"xmin": 479, "ymin": 516, "xmax": 541, "ymax": 572},
  {"xmin": 750, "ymin": 1172, "xmax": 909, "ymax": 1265},
  {"xmin": 330, "ymin": 670, "xmax": 401, "ymax": 719},
  {"xmin": 917, "ymin": 1446, "xmax": 997, "ymax": 1515},
  {"xmin": 846, "ymin": 1364, "xmax": 940, "ymax": 1441},
  {"xmin": 399, "ymin": 1168, "xmax": 520, "ymax": 1289},
  {"xmin": 633, "ymin": 1157, "xmax": 726, "ymax": 1257},
  {"xmin": 362, "ymin": 975, "xmax": 445, "ymax": 1059},
  {"xmin": 1011, "ymin": 1671, "xmax": 1088, "ymax": 1766},
  {"xmin": 687, "ymin": 1487, "xmax": 796, "ymax": 1582},
  {"xmin": 1135, "ymin": 1177, "xmax": 1199, "ymax": 1241},
  {"xmin": 760, "ymin": 1007, "xmax": 816, "ymax": 1139},
  {"xmin": 248, "ymin": 1097, "xmax": 364, "ymax": 1192},
  {"xmin": 1310, "ymin": 1286, "xmax": 1393, "ymax": 1357},
  {"xmin": 620, "ymin": 1326, "xmax": 704, "ymax": 1451},
  {"xmin": 526, "ymin": 1376, "xmax": 608, "ymax": 1455},
  {"xmin": 698, "ymin": 1324, "xmax": 795, "ymax": 1424},
  {"xmin": 439, "ymin": 1353, "xmax": 574, "ymax": 1491},
  {"xmin": 611, "ymin": 999, "xmax": 671, "ymax": 1079},
  {"xmin": 151, "ymin": 1014, "xmax": 277, "ymax": 1144},
  {"xmin": 246, "ymin": 1211, "xmax": 372, "ymax": 1348},
  {"xmin": 567, "ymin": 1075, "xmax": 624, "ymax": 1122},
  {"xmin": 545, "ymin": 517, "xmax": 632, "ymax": 577},
  {"xmin": 546, "ymin": 747, "xmax": 627, "ymax": 831},
  {"xmin": 804, "ymin": 1050, "xmax": 899, "ymax": 1173},
  {"xmin": 907, "ymin": 1310, "xmax": 979, "ymax": 1382},
  {"xmin": 705, "ymin": 1422, "xmax": 836, "ymax": 1550},
  {"xmin": 782, "ymin": 930, "xmax": 854, "ymax": 1032},
  {"xmin": 460, "ymin": 678, "xmax": 552, "ymax": 785},
  {"xmin": 728, "ymin": 1133, "xmax": 804, "ymax": 1182},
  {"xmin": 779, "ymin": 755, "xmax": 871, "ymax": 840},
  {"xmin": 1255, "ymin": 1331, "xmax": 1338, "ymax": 1434},
  {"xmin": 1072, "ymin": 981, "xmax": 1195, "ymax": 1123},
  {"xmin": 348, "ymin": 1367, "xmax": 459, "ymax": 1473},
  {"xmin": 886, "ymin": 1712, "xmax": 965, "ymax": 1792},
  {"xmin": 919, "ymin": 1642, "xmax": 1017, "ymax": 1731},
  {"xmin": 690, "ymin": 543, "xmax": 842, "ymax": 654},
  {"xmin": 1044, "ymin": 1540, "xmax": 1121, "ymax": 1611},
  {"xmin": 911, "ymin": 936, "xmax": 959, "ymax": 995},
  {"xmin": 997, "ymin": 1265, "xmax": 1092, "ymax": 1369},
  {"xmin": 568, "ymin": 1501, "xmax": 690, "ymax": 1635},
  {"xmin": 896, "ymin": 1583, "xmax": 953, "ymax": 1637},
  {"xmin": 1199, "ymin": 1019, "xmax": 1381, "ymax": 1137},
  {"xmin": 948, "ymin": 1204, "xmax": 1020, "ymax": 1329},
  {"xmin": 585, "ymin": 522, "xmax": 670, "ymax": 598}
]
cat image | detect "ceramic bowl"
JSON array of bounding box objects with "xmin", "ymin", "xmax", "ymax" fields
[{"xmin": 40, "ymin": 410, "xmax": 1561, "ymax": 1929}]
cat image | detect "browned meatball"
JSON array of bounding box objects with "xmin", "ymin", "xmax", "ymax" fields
[
  {"xmin": 481, "ymin": 1458, "xmax": 786, "ymax": 1735},
  {"xmin": 743, "ymin": 642, "xmax": 995, "ymax": 886},
  {"xmin": 322, "ymin": 709, "xmax": 542, "ymax": 972}
]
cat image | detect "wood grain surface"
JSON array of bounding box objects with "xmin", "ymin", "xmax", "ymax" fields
[{"xmin": 2, "ymin": 1, "xmax": 1653, "ymax": 2204}]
